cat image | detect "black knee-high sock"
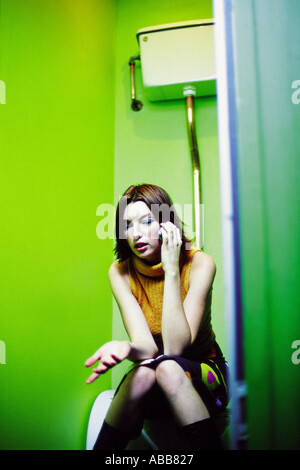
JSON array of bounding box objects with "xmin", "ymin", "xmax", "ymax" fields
[
  {"xmin": 181, "ymin": 418, "xmax": 223, "ymax": 450},
  {"xmin": 93, "ymin": 421, "xmax": 130, "ymax": 450}
]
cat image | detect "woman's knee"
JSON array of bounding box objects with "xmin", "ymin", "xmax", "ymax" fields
[
  {"xmin": 155, "ymin": 359, "xmax": 186, "ymax": 394},
  {"xmin": 123, "ymin": 365, "xmax": 156, "ymax": 399}
]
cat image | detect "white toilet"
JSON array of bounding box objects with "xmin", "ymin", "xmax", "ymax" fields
[{"xmin": 86, "ymin": 389, "xmax": 229, "ymax": 450}]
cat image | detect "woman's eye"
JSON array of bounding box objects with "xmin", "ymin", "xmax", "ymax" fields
[{"xmin": 143, "ymin": 218, "xmax": 153, "ymax": 225}]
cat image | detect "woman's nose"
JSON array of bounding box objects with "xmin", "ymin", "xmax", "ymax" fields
[{"xmin": 132, "ymin": 224, "xmax": 142, "ymax": 240}]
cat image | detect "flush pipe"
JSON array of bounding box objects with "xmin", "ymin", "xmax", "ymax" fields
[
  {"xmin": 129, "ymin": 56, "xmax": 143, "ymax": 111},
  {"xmin": 184, "ymin": 87, "xmax": 202, "ymax": 249},
  {"xmin": 128, "ymin": 61, "xmax": 202, "ymax": 248}
]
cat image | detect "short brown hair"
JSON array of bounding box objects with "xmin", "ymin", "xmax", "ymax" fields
[{"xmin": 114, "ymin": 183, "xmax": 192, "ymax": 262}]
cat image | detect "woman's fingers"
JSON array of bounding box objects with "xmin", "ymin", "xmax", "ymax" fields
[
  {"xmin": 86, "ymin": 370, "xmax": 103, "ymax": 384},
  {"xmin": 160, "ymin": 222, "xmax": 173, "ymax": 244},
  {"xmin": 176, "ymin": 227, "xmax": 182, "ymax": 246},
  {"xmin": 85, "ymin": 341, "xmax": 130, "ymax": 384},
  {"xmin": 160, "ymin": 222, "xmax": 182, "ymax": 246},
  {"xmin": 85, "ymin": 348, "xmax": 120, "ymax": 384},
  {"xmin": 86, "ymin": 358, "xmax": 111, "ymax": 384},
  {"xmin": 85, "ymin": 351, "xmax": 100, "ymax": 367}
]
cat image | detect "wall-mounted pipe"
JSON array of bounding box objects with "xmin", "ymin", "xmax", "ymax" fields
[
  {"xmin": 129, "ymin": 56, "xmax": 143, "ymax": 111},
  {"xmin": 185, "ymin": 91, "xmax": 202, "ymax": 249}
]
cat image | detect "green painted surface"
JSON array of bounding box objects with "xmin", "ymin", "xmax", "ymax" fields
[
  {"xmin": 231, "ymin": 0, "xmax": 300, "ymax": 449},
  {"xmin": 0, "ymin": 0, "xmax": 230, "ymax": 450},
  {"xmin": 0, "ymin": 0, "xmax": 116, "ymax": 449}
]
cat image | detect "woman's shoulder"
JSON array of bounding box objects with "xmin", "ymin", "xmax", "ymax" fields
[
  {"xmin": 108, "ymin": 259, "xmax": 130, "ymax": 288},
  {"xmin": 109, "ymin": 259, "xmax": 128, "ymax": 276},
  {"xmin": 189, "ymin": 249, "xmax": 216, "ymax": 277}
]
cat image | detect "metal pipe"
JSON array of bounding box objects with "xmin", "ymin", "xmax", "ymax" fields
[
  {"xmin": 129, "ymin": 56, "xmax": 143, "ymax": 111},
  {"xmin": 185, "ymin": 93, "xmax": 202, "ymax": 249}
]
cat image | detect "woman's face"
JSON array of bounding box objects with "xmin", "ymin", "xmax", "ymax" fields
[{"xmin": 124, "ymin": 201, "xmax": 161, "ymax": 264}]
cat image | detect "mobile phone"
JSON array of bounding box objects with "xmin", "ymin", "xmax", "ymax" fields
[{"xmin": 158, "ymin": 227, "xmax": 165, "ymax": 242}]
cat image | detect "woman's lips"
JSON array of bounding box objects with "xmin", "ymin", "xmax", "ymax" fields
[{"xmin": 135, "ymin": 242, "xmax": 148, "ymax": 252}]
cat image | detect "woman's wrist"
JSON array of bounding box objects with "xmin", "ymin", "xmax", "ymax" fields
[
  {"xmin": 128, "ymin": 341, "xmax": 158, "ymax": 361},
  {"xmin": 163, "ymin": 266, "xmax": 180, "ymax": 278}
]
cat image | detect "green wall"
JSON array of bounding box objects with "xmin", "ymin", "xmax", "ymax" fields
[
  {"xmin": 0, "ymin": 0, "xmax": 228, "ymax": 450},
  {"xmin": 231, "ymin": 0, "xmax": 300, "ymax": 449},
  {"xmin": 112, "ymin": 0, "xmax": 226, "ymax": 387},
  {"xmin": 0, "ymin": 0, "xmax": 116, "ymax": 449}
]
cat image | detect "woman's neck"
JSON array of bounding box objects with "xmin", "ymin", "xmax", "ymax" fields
[{"xmin": 132, "ymin": 254, "xmax": 164, "ymax": 277}]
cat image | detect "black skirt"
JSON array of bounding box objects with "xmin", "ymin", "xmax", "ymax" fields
[{"xmin": 115, "ymin": 349, "xmax": 229, "ymax": 419}]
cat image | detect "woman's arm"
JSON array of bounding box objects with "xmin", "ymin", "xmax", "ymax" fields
[
  {"xmin": 182, "ymin": 251, "xmax": 216, "ymax": 343},
  {"xmin": 85, "ymin": 261, "xmax": 159, "ymax": 384},
  {"xmin": 160, "ymin": 222, "xmax": 190, "ymax": 355},
  {"xmin": 160, "ymin": 223, "xmax": 215, "ymax": 355},
  {"xmin": 162, "ymin": 268, "xmax": 191, "ymax": 355},
  {"xmin": 108, "ymin": 261, "xmax": 159, "ymax": 360}
]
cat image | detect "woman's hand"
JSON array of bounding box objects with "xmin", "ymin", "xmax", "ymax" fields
[
  {"xmin": 160, "ymin": 222, "xmax": 182, "ymax": 274},
  {"xmin": 85, "ymin": 340, "xmax": 131, "ymax": 384}
]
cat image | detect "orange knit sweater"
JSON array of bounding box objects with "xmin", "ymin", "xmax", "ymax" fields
[{"xmin": 126, "ymin": 248, "xmax": 217, "ymax": 360}]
